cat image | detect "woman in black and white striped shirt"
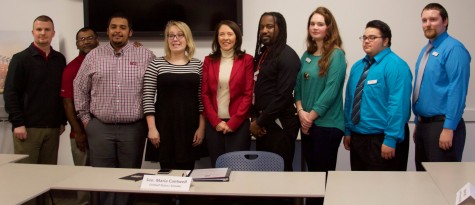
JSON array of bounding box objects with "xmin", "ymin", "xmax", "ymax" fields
[{"xmin": 142, "ymin": 21, "xmax": 205, "ymax": 170}]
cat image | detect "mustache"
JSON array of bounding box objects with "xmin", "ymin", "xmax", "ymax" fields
[{"xmin": 112, "ymin": 33, "xmax": 123, "ymax": 37}]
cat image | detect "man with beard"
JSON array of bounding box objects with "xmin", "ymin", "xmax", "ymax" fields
[
  {"xmin": 250, "ymin": 12, "xmax": 301, "ymax": 171},
  {"xmin": 74, "ymin": 13, "xmax": 155, "ymax": 205},
  {"xmin": 412, "ymin": 3, "xmax": 471, "ymax": 171}
]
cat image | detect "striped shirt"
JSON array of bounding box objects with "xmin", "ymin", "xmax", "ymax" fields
[
  {"xmin": 74, "ymin": 42, "xmax": 155, "ymax": 124},
  {"xmin": 143, "ymin": 57, "xmax": 203, "ymax": 115}
]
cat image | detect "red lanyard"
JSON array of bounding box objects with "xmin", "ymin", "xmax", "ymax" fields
[{"xmin": 256, "ymin": 50, "xmax": 268, "ymax": 71}]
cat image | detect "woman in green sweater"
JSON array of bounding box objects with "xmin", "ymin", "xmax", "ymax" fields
[{"xmin": 295, "ymin": 6, "xmax": 347, "ymax": 175}]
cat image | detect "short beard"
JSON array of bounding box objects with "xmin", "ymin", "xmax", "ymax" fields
[
  {"xmin": 111, "ymin": 40, "xmax": 127, "ymax": 49},
  {"xmin": 424, "ymin": 29, "xmax": 437, "ymax": 39}
]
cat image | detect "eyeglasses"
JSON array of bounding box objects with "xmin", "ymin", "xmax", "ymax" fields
[
  {"xmin": 77, "ymin": 36, "xmax": 96, "ymax": 42},
  {"xmin": 359, "ymin": 35, "xmax": 383, "ymax": 42},
  {"xmin": 167, "ymin": 33, "xmax": 185, "ymax": 40}
]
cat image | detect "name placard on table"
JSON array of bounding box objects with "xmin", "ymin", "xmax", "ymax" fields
[
  {"xmin": 140, "ymin": 175, "xmax": 192, "ymax": 192},
  {"xmin": 456, "ymin": 182, "xmax": 475, "ymax": 205}
]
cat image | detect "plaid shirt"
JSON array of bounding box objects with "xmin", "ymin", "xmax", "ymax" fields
[{"xmin": 74, "ymin": 42, "xmax": 155, "ymax": 124}]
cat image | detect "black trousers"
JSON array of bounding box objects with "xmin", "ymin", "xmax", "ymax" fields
[
  {"xmin": 205, "ymin": 120, "xmax": 251, "ymax": 167},
  {"xmin": 350, "ymin": 124, "xmax": 409, "ymax": 171},
  {"xmin": 415, "ymin": 119, "xmax": 466, "ymax": 171},
  {"xmin": 302, "ymin": 125, "xmax": 343, "ymax": 205},
  {"xmin": 256, "ymin": 115, "xmax": 299, "ymax": 171},
  {"xmin": 301, "ymin": 125, "xmax": 343, "ymax": 172}
]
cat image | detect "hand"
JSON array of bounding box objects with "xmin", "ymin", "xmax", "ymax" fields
[
  {"xmin": 148, "ymin": 128, "xmax": 160, "ymax": 148},
  {"xmin": 215, "ymin": 121, "xmax": 227, "ymax": 132},
  {"xmin": 192, "ymin": 128, "xmax": 204, "ymax": 147},
  {"xmin": 300, "ymin": 127, "xmax": 309, "ymax": 135},
  {"xmin": 83, "ymin": 120, "xmax": 89, "ymax": 129},
  {"xmin": 439, "ymin": 128, "xmax": 454, "ymax": 150},
  {"xmin": 60, "ymin": 125, "xmax": 66, "ymax": 135},
  {"xmin": 343, "ymin": 136, "xmax": 351, "ymax": 151},
  {"xmin": 250, "ymin": 120, "xmax": 267, "ymax": 137},
  {"xmin": 222, "ymin": 123, "xmax": 233, "ymax": 134},
  {"xmin": 13, "ymin": 126, "xmax": 27, "ymax": 140},
  {"xmin": 298, "ymin": 110, "xmax": 313, "ymax": 130},
  {"xmin": 412, "ymin": 124, "xmax": 417, "ymax": 143},
  {"xmin": 381, "ymin": 144, "xmax": 396, "ymax": 160},
  {"xmin": 74, "ymin": 131, "xmax": 87, "ymax": 152}
]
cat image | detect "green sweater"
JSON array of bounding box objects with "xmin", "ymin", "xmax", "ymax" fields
[{"xmin": 294, "ymin": 48, "xmax": 347, "ymax": 132}]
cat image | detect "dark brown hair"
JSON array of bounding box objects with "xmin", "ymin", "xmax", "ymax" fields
[{"xmin": 209, "ymin": 20, "xmax": 245, "ymax": 60}]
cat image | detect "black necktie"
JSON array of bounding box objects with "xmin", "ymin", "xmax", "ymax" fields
[{"xmin": 351, "ymin": 58, "xmax": 375, "ymax": 125}]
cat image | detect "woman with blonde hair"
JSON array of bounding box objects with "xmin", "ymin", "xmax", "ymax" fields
[{"xmin": 143, "ymin": 21, "xmax": 205, "ymax": 170}]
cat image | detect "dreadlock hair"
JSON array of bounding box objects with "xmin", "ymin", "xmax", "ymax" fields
[
  {"xmin": 253, "ymin": 12, "xmax": 288, "ymax": 70},
  {"xmin": 306, "ymin": 7, "xmax": 344, "ymax": 76}
]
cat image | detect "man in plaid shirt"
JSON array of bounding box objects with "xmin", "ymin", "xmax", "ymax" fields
[{"xmin": 73, "ymin": 13, "xmax": 155, "ymax": 205}]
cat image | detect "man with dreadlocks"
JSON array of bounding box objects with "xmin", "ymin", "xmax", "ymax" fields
[{"xmin": 250, "ymin": 12, "xmax": 301, "ymax": 171}]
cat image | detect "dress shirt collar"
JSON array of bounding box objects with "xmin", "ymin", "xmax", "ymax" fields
[
  {"xmin": 107, "ymin": 41, "xmax": 132, "ymax": 56},
  {"xmin": 428, "ymin": 31, "xmax": 448, "ymax": 48},
  {"xmin": 365, "ymin": 47, "xmax": 391, "ymax": 64}
]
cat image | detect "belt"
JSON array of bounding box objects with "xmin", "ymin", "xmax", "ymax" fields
[
  {"xmin": 418, "ymin": 115, "xmax": 445, "ymax": 123},
  {"xmin": 95, "ymin": 117, "xmax": 144, "ymax": 126}
]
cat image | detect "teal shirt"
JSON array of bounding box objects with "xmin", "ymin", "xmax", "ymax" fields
[
  {"xmin": 294, "ymin": 48, "xmax": 347, "ymax": 132},
  {"xmin": 344, "ymin": 48, "xmax": 412, "ymax": 148}
]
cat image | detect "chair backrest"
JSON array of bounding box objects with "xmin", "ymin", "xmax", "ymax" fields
[{"xmin": 215, "ymin": 151, "xmax": 284, "ymax": 171}]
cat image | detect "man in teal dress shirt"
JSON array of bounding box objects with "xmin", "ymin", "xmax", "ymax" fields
[
  {"xmin": 343, "ymin": 20, "xmax": 412, "ymax": 171},
  {"xmin": 413, "ymin": 3, "xmax": 471, "ymax": 171}
]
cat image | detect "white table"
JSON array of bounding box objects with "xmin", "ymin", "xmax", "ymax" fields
[
  {"xmin": 0, "ymin": 154, "xmax": 27, "ymax": 165},
  {"xmin": 324, "ymin": 171, "xmax": 448, "ymax": 205},
  {"xmin": 423, "ymin": 162, "xmax": 475, "ymax": 204},
  {"xmin": 52, "ymin": 167, "xmax": 326, "ymax": 197},
  {"xmin": 0, "ymin": 163, "xmax": 87, "ymax": 205}
]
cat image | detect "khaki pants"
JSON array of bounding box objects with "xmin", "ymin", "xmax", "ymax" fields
[
  {"xmin": 13, "ymin": 127, "xmax": 60, "ymax": 164},
  {"xmin": 70, "ymin": 138, "xmax": 91, "ymax": 205}
]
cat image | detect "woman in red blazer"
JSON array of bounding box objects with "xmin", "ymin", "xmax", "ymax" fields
[{"xmin": 202, "ymin": 20, "xmax": 254, "ymax": 167}]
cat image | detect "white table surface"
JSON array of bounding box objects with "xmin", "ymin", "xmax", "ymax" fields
[
  {"xmin": 52, "ymin": 167, "xmax": 326, "ymax": 197},
  {"xmin": 0, "ymin": 154, "xmax": 27, "ymax": 165},
  {"xmin": 0, "ymin": 163, "xmax": 87, "ymax": 205},
  {"xmin": 324, "ymin": 171, "xmax": 448, "ymax": 205},
  {"xmin": 423, "ymin": 162, "xmax": 475, "ymax": 205}
]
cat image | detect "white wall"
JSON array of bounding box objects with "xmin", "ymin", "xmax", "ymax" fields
[{"xmin": 0, "ymin": 0, "xmax": 473, "ymax": 170}]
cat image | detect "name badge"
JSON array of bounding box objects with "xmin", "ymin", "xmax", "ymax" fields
[
  {"xmin": 140, "ymin": 175, "xmax": 191, "ymax": 192},
  {"xmin": 305, "ymin": 57, "xmax": 311, "ymax": 63},
  {"xmin": 367, "ymin": 80, "xmax": 377, "ymax": 85},
  {"xmin": 432, "ymin": 51, "xmax": 439, "ymax": 57}
]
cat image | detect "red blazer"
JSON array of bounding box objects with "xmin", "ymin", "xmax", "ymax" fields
[{"xmin": 201, "ymin": 54, "xmax": 254, "ymax": 131}]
